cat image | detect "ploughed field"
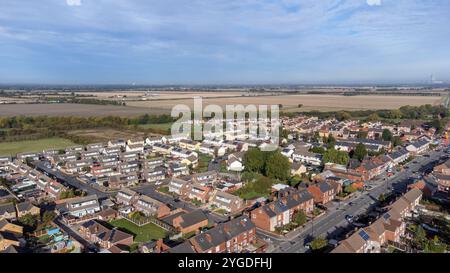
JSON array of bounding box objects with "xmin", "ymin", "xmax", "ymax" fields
[{"xmin": 0, "ymin": 94, "xmax": 443, "ymax": 117}]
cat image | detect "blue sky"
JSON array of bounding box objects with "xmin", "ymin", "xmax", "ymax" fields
[{"xmin": 0, "ymin": 0, "xmax": 449, "ymax": 84}]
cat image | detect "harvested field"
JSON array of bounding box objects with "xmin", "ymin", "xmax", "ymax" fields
[
  {"xmin": 127, "ymin": 94, "xmax": 444, "ymax": 112},
  {"xmin": 0, "ymin": 103, "xmax": 163, "ymax": 117},
  {"xmin": 0, "ymin": 94, "xmax": 443, "ymax": 117}
]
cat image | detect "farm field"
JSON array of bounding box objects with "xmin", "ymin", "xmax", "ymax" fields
[
  {"xmin": 127, "ymin": 94, "xmax": 444, "ymax": 112},
  {"xmin": 109, "ymin": 219, "xmax": 167, "ymax": 242},
  {"xmin": 0, "ymin": 103, "xmax": 165, "ymax": 117},
  {"xmin": 136, "ymin": 123, "xmax": 173, "ymax": 131},
  {"xmin": 0, "ymin": 138, "xmax": 76, "ymax": 156},
  {"xmin": 0, "ymin": 94, "xmax": 444, "ymax": 117}
]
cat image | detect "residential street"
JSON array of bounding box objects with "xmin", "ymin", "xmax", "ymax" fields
[{"xmin": 270, "ymin": 149, "xmax": 447, "ymax": 253}]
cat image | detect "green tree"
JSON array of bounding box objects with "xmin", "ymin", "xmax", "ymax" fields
[
  {"xmin": 367, "ymin": 113, "xmax": 380, "ymax": 122},
  {"xmin": 41, "ymin": 211, "xmax": 56, "ymax": 225},
  {"xmin": 265, "ymin": 152, "xmax": 291, "ymax": 181},
  {"xmin": 293, "ymin": 211, "xmax": 307, "ymax": 226},
  {"xmin": 326, "ymin": 134, "xmax": 336, "ymax": 149},
  {"xmin": 336, "ymin": 111, "xmax": 352, "ymax": 121},
  {"xmin": 391, "ymin": 136, "xmax": 403, "ymax": 147},
  {"xmin": 243, "ymin": 149, "xmax": 265, "ymax": 173},
  {"xmin": 310, "ymin": 237, "xmax": 328, "ymax": 251},
  {"xmin": 252, "ymin": 176, "xmax": 273, "ymax": 195},
  {"xmin": 18, "ymin": 213, "xmax": 38, "ymax": 229},
  {"xmin": 353, "ymin": 143, "xmax": 367, "ymax": 161},
  {"xmin": 382, "ymin": 129, "xmax": 393, "ymax": 141},
  {"xmin": 323, "ymin": 148, "xmax": 350, "ymax": 165}
]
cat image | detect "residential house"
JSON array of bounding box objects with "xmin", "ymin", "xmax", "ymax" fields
[
  {"xmin": 189, "ymin": 216, "xmax": 256, "ymax": 253},
  {"xmin": 406, "ymin": 140, "xmax": 430, "ymax": 155},
  {"xmin": 307, "ymin": 182, "xmax": 335, "ymax": 204},
  {"xmin": 209, "ymin": 190, "xmax": 244, "ymax": 214},
  {"xmin": 186, "ymin": 184, "xmax": 211, "ymax": 204},
  {"xmin": 161, "ymin": 209, "xmax": 209, "ymax": 235},
  {"xmin": 79, "ymin": 220, "xmax": 133, "ymax": 250},
  {"xmin": 134, "ymin": 195, "xmax": 171, "ymax": 218},
  {"xmin": 116, "ymin": 188, "xmax": 139, "ymax": 206},
  {"xmin": 168, "ymin": 178, "xmax": 191, "ymax": 196},
  {"xmin": 66, "ymin": 195, "xmax": 101, "ymax": 218}
]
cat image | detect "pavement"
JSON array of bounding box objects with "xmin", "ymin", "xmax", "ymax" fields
[{"xmin": 269, "ymin": 149, "xmax": 447, "ymax": 253}]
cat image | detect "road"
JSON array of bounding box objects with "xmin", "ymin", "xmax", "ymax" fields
[
  {"xmin": 34, "ymin": 161, "xmax": 111, "ymax": 200},
  {"xmin": 270, "ymin": 149, "xmax": 447, "ymax": 253}
]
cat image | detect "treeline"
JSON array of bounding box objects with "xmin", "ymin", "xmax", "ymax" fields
[
  {"xmin": 41, "ymin": 97, "xmax": 126, "ymax": 106},
  {"xmin": 283, "ymin": 104, "xmax": 449, "ymax": 121}
]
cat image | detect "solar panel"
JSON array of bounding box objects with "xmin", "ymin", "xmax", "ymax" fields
[
  {"xmin": 383, "ymin": 213, "xmax": 391, "ymax": 220},
  {"xmin": 358, "ymin": 230, "xmax": 370, "ymax": 241}
]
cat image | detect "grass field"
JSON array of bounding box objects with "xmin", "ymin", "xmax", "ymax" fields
[
  {"xmin": 0, "ymin": 138, "xmax": 76, "ymax": 156},
  {"xmin": 137, "ymin": 123, "xmax": 173, "ymax": 131},
  {"xmin": 109, "ymin": 219, "xmax": 167, "ymax": 242}
]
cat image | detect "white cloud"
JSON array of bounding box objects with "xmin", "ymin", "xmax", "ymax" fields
[
  {"xmin": 367, "ymin": 0, "xmax": 381, "ymax": 6},
  {"xmin": 66, "ymin": 0, "xmax": 82, "ymax": 6}
]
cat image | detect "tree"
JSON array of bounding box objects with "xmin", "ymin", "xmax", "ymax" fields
[
  {"xmin": 298, "ymin": 104, "xmax": 303, "ymax": 108},
  {"xmin": 41, "ymin": 211, "xmax": 56, "ymax": 225},
  {"xmin": 323, "ymin": 148, "xmax": 350, "ymax": 165},
  {"xmin": 382, "ymin": 129, "xmax": 393, "ymax": 142},
  {"xmin": 252, "ymin": 176, "xmax": 273, "ymax": 195},
  {"xmin": 293, "ymin": 211, "xmax": 307, "ymax": 226},
  {"xmin": 18, "ymin": 213, "xmax": 38, "ymax": 229},
  {"xmin": 353, "ymin": 143, "xmax": 367, "ymax": 161},
  {"xmin": 326, "ymin": 134, "xmax": 336, "ymax": 149},
  {"xmin": 367, "ymin": 113, "xmax": 380, "ymax": 122},
  {"xmin": 265, "ymin": 152, "xmax": 291, "ymax": 181},
  {"xmin": 244, "ymin": 149, "xmax": 265, "ymax": 173},
  {"xmin": 310, "ymin": 237, "xmax": 328, "ymax": 251},
  {"xmin": 344, "ymin": 185, "xmax": 357, "ymax": 194},
  {"xmin": 388, "ymin": 109, "xmax": 402, "ymax": 119},
  {"xmin": 391, "ymin": 136, "xmax": 403, "ymax": 147},
  {"xmin": 336, "ymin": 111, "xmax": 352, "ymax": 121}
]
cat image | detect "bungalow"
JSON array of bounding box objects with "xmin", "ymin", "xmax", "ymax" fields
[
  {"xmin": 134, "ymin": 195, "xmax": 171, "ymax": 218},
  {"xmin": 79, "ymin": 220, "xmax": 133, "ymax": 250},
  {"xmin": 54, "ymin": 153, "xmax": 77, "ymax": 163},
  {"xmin": 189, "ymin": 216, "xmax": 256, "ymax": 253},
  {"xmin": 307, "ymin": 182, "xmax": 335, "ymax": 204},
  {"xmin": 66, "ymin": 195, "xmax": 101, "ymax": 218},
  {"xmin": 65, "ymin": 145, "xmax": 84, "ymax": 154},
  {"xmin": 209, "ymin": 190, "xmax": 244, "ymax": 214}
]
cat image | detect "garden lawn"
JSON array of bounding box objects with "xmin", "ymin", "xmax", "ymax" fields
[
  {"xmin": 109, "ymin": 219, "xmax": 167, "ymax": 242},
  {"xmin": 0, "ymin": 138, "xmax": 76, "ymax": 156}
]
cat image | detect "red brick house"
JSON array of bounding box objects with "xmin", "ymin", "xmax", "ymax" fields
[
  {"xmin": 307, "ymin": 182, "xmax": 335, "ymax": 204},
  {"xmin": 79, "ymin": 220, "xmax": 133, "ymax": 250}
]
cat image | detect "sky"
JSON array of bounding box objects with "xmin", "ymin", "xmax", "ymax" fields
[{"xmin": 0, "ymin": 0, "xmax": 450, "ymax": 85}]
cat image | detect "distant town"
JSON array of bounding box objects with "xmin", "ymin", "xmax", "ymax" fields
[{"xmin": 1, "ymin": 101, "xmax": 449, "ymax": 254}]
